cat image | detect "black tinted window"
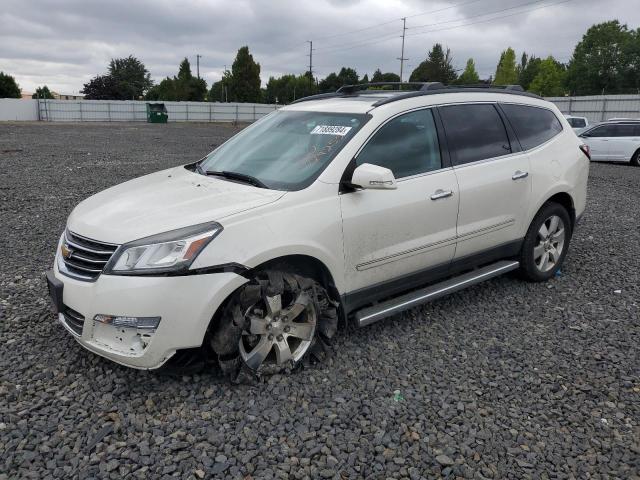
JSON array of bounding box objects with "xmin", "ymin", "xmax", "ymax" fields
[
  {"xmin": 356, "ymin": 109, "xmax": 441, "ymax": 178},
  {"xmin": 611, "ymin": 124, "xmax": 638, "ymax": 137},
  {"xmin": 501, "ymin": 104, "xmax": 563, "ymax": 150},
  {"xmin": 567, "ymin": 117, "xmax": 586, "ymax": 128},
  {"xmin": 439, "ymin": 104, "xmax": 511, "ymax": 165},
  {"xmin": 587, "ymin": 125, "xmax": 615, "ymax": 137}
]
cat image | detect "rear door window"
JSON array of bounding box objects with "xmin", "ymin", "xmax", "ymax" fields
[
  {"xmin": 501, "ymin": 104, "xmax": 563, "ymax": 150},
  {"xmin": 610, "ymin": 124, "xmax": 637, "ymax": 137},
  {"xmin": 567, "ymin": 117, "xmax": 586, "ymax": 128},
  {"xmin": 439, "ymin": 103, "xmax": 511, "ymax": 165}
]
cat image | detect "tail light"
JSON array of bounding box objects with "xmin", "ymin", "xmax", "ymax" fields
[{"xmin": 579, "ymin": 144, "xmax": 590, "ymax": 160}]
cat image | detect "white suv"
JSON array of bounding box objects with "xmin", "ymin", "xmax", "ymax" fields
[
  {"xmin": 46, "ymin": 83, "xmax": 589, "ymax": 378},
  {"xmin": 579, "ymin": 120, "xmax": 640, "ymax": 166}
]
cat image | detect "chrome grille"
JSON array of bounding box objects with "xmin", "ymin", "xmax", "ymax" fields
[
  {"xmin": 60, "ymin": 231, "xmax": 119, "ymax": 281},
  {"xmin": 61, "ymin": 306, "xmax": 85, "ymax": 336}
]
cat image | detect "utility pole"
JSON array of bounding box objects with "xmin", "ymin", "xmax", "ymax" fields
[
  {"xmin": 397, "ymin": 17, "xmax": 408, "ymax": 84},
  {"xmin": 196, "ymin": 54, "xmax": 201, "ymax": 79},
  {"xmin": 306, "ymin": 40, "xmax": 314, "ymax": 91}
]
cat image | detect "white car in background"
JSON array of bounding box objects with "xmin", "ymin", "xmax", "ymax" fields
[
  {"xmin": 579, "ymin": 120, "xmax": 640, "ymax": 166},
  {"xmin": 564, "ymin": 115, "xmax": 589, "ymax": 131}
]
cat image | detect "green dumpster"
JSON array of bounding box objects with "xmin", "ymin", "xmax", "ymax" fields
[{"xmin": 146, "ymin": 103, "xmax": 168, "ymax": 123}]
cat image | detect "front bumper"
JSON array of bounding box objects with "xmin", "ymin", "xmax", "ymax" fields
[{"xmin": 47, "ymin": 261, "xmax": 248, "ymax": 369}]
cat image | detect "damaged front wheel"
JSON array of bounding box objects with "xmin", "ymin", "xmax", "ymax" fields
[{"xmin": 209, "ymin": 270, "xmax": 338, "ymax": 379}]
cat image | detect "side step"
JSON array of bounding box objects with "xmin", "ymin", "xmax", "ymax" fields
[{"xmin": 355, "ymin": 260, "xmax": 519, "ymax": 327}]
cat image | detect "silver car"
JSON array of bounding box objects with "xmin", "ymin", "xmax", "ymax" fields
[{"xmin": 579, "ymin": 120, "xmax": 640, "ymax": 166}]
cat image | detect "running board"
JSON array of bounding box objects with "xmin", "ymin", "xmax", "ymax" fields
[{"xmin": 355, "ymin": 260, "xmax": 519, "ymax": 327}]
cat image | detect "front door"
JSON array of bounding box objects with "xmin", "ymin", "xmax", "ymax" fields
[
  {"xmin": 340, "ymin": 108, "xmax": 459, "ymax": 297},
  {"xmin": 583, "ymin": 124, "xmax": 614, "ymax": 160}
]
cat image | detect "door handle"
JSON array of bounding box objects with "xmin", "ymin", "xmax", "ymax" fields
[
  {"xmin": 430, "ymin": 189, "xmax": 453, "ymax": 200},
  {"xmin": 512, "ymin": 170, "xmax": 529, "ymax": 180}
]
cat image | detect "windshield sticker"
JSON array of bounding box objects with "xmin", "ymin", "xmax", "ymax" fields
[{"xmin": 310, "ymin": 125, "xmax": 352, "ymax": 136}]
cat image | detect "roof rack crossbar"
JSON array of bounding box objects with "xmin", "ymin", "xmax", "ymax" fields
[{"xmin": 336, "ymin": 82, "xmax": 445, "ymax": 94}]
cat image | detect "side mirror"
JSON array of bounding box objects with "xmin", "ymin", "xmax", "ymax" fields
[{"xmin": 351, "ymin": 163, "xmax": 397, "ymax": 190}]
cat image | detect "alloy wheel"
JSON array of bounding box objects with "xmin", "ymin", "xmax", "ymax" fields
[
  {"xmin": 533, "ymin": 214, "xmax": 565, "ymax": 272},
  {"xmin": 239, "ymin": 291, "xmax": 316, "ymax": 370}
]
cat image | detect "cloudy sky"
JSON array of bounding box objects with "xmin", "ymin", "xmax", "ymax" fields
[{"xmin": 2, "ymin": 0, "xmax": 639, "ymax": 95}]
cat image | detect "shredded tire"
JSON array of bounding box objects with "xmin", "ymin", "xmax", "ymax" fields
[{"xmin": 208, "ymin": 269, "xmax": 339, "ymax": 382}]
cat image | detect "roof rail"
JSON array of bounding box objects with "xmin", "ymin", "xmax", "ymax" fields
[
  {"xmin": 336, "ymin": 82, "xmax": 445, "ymax": 94},
  {"xmin": 291, "ymin": 82, "xmax": 538, "ymax": 106}
]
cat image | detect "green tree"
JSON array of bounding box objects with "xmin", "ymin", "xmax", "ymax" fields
[
  {"xmin": 32, "ymin": 85, "xmax": 55, "ymax": 99},
  {"xmin": 229, "ymin": 46, "xmax": 261, "ymax": 102},
  {"xmin": 145, "ymin": 58, "xmax": 207, "ymax": 101},
  {"xmin": 108, "ymin": 55, "xmax": 153, "ymax": 99},
  {"xmin": 264, "ymin": 72, "xmax": 316, "ymax": 103},
  {"xmin": 528, "ymin": 56, "xmax": 566, "ymax": 96},
  {"xmin": 83, "ymin": 55, "xmax": 152, "ymax": 99},
  {"xmin": 494, "ymin": 47, "xmax": 518, "ymax": 85},
  {"xmin": 317, "ymin": 67, "xmax": 360, "ymax": 92},
  {"xmin": 517, "ymin": 53, "xmax": 542, "ymax": 90},
  {"xmin": 566, "ymin": 20, "xmax": 631, "ymax": 95},
  {"xmin": 371, "ymin": 69, "xmax": 401, "ymax": 84},
  {"xmin": 208, "ymin": 69, "xmax": 233, "ymax": 102},
  {"xmin": 81, "ymin": 75, "xmax": 119, "ymax": 100},
  {"xmin": 409, "ymin": 44, "xmax": 457, "ymax": 84},
  {"xmin": 0, "ymin": 72, "xmax": 21, "ymax": 98},
  {"xmin": 456, "ymin": 58, "xmax": 480, "ymax": 84}
]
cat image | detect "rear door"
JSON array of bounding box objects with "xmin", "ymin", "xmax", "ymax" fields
[
  {"xmin": 438, "ymin": 103, "xmax": 531, "ymax": 260},
  {"xmin": 340, "ymin": 108, "xmax": 459, "ymax": 296},
  {"xmin": 607, "ymin": 124, "xmax": 640, "ymax": 161}
]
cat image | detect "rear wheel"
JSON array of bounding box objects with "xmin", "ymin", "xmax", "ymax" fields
[
  {"xmin": 630, "ymin": 149, "xmax": 640, "ymax": 167},
  {"xmin": 519, "ymin": 202, "xmax": 572, "ymax": 282},
  {"xmin": 209, "ymin": 270, "xmax": 338, "ymax": 380}
]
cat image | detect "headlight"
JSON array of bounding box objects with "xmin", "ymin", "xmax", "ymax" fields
[{"xmin": 106, "ymin": 221, "xmax": 223, "ymax": 274}]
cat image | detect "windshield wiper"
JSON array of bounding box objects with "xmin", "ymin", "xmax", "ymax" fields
[{"xmin": 203, "ymin": 170, "xmax": 268, "ymax": 189}]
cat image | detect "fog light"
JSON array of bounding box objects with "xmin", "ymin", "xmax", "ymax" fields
[{"xmin": 93, "ymin": 314, "xmax": 161, "ymax": 329}]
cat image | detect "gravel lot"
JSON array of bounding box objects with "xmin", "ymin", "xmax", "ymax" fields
[{"xmin": 1, "ymin": 122, "xmax": 639, "ymax": 479}]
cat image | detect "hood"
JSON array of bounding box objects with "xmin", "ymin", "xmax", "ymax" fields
[{"xmin": 67, "ymin": 166, "xmax": 286, "ymax": 244}]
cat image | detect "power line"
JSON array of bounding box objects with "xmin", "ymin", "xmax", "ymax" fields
[
  {"xmin": 405, "ymin": 0, "xmax": 574, "ymax": 37},
  {"xmin": 407, "ymin": 0, "xmax": 548, "ymax": 32}
]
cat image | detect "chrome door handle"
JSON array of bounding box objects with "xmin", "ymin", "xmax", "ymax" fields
[
  {"xmin": 512, "ymin": 170, "xmax": 529, "ymax": 180},
  {"xmin": 430, "ymin": 189, "xmax": 453, "ymax": 200}
]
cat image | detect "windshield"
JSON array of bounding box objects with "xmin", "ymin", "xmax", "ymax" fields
[{"xmin": 199, "ymin": 110, "xmax": 368, "ymax": 190}]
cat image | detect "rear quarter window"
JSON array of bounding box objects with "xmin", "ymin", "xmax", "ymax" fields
[{"xmin": 501, "ymin": 104, "xmax": 563, "ymax": 150}]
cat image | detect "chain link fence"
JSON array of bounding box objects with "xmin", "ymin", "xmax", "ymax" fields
[
  {"xmin": 546, "ymin": 95, "xmax": 640, "ymax": 123},
  {"xmin": 36, "ymin": 99, "xmax": 279, "ymax": 122}
]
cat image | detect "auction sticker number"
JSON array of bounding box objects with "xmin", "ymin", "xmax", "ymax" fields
[{"xmin": 310, "ymin": 125, "xmax": 352, "ymax": 136}]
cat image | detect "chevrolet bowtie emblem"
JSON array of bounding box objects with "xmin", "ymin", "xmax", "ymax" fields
[{"xmin": 61, "ymin": 243, "xmax": 73, "ymax": 259}]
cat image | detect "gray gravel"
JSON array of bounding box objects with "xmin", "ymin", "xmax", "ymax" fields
[{"xmin": 1, "ymin": 122, "xmax": 639, "ymax": 479}]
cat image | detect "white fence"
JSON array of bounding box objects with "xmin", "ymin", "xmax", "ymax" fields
[
  {"xmin": 546, "ymin": 95, "xmax": 640, "ymax": 123},
  {"xmin": 35, "ymin": 100, "xmax": 278, "ymax": 122},
  {"xmin": 0, "ymin": 99, "xmax": 39, "ymax": 121}
]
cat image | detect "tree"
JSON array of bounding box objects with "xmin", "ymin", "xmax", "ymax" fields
[
  {"xmin": 264, "ymin": 73, "xmax": 316, "ymax": 103},
  {"xmin": 208, "ymin": 69, "xmax": 233, "ymax": 102},
  {"xmin": 0, "ymin": 72, "xmax": 21, "ymax": 98},
  {"xmin": 145, "ymin": 58, "xmax": 207, "ymax": 101},
  {"xmin": 565, "ymin": 20, "xmax": 631, "ymax": 95},
  {"xmin": 494, "ymin": 47, "xmax": 518, "ymax": 85},
  {"xmin": 409, "ymin": 44, "xmax": 457, "ymax": 84},
  {"xmin": 81, "ymin": 74, "xmax": 120, "ymax": 100},
  {"xmin": 517, "ymin": 53, "xmax": 542, "ymax": 90},
  {"xmin": 456, "ymin": 58, "xmax": 479, "ymax": 84},
  {"xmin": 229, "ymin": 46, "xmax": 261, "ymax": 103},
  {"xmin": 317, "ymin": 67, "xmax": 360, "ymax": 92},
  {"xmin": 32, "ymin": 85, "xmax": 54, "ymax": 99},
  {"xmin": 371, "ymin": 69, "xmax": 400, "ymax": 84},
  {"xmin": 528, "ymin": 56, "xmax": 566, "ymax": 96},
  {"xmin": 82, "ymin": 55, "xmax": 152, "ymax": 100}
]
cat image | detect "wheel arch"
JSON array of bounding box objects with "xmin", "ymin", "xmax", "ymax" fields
[{"xmin": 544, "ymin": 191, "xmax": 576, "ymax": 229}]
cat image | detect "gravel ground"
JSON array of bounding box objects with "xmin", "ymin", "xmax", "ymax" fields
[{"xmin": 1, "ymin": 122, "xmax": 639, "ymax": 479}]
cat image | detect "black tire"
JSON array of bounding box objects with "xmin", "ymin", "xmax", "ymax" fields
[
  {"xmin": 630, "ymin": 149, "xmax": 640, "ymax": 167},
  {"xmin": 208, "ymin": 270, "xmax": 338, "ymax": 381},
  {"xmin": 519, "ymin": 202, "xmax": 572, "ymax": 282}
]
